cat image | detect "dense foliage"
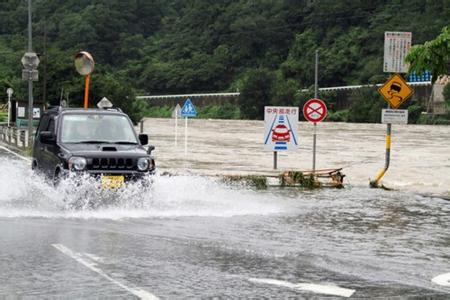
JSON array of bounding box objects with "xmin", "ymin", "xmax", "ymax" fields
[
  {"xmin": 0, "ymin": 0, "xmax": 448, "ymax": 122},
  {"xmin": 406, "ymin": 26, "xmax": 449, "ymax": 83}
]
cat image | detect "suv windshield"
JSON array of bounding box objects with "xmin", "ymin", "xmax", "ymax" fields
[{"xmin": 60, "ymin": 113, "xmax": 138, "ymax": 144}]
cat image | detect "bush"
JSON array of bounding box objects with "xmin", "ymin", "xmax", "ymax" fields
[
  {"xmin": 444, "ymin": 84, "xmax": 450, "ymax": 107},
  {"xmin": 407, "ymin": 103, "xmax": 424, "ymax": 124},
  {"xmin": 327, "ymin": 109, "xmax": 349, "ymax": 122},
  {"xmin": 417, "ymin": 113, "xmax": 450, "ymax": 125},
  {"xmin": 198, "ymin": 102, "xmax": 241, "ymax": 119}
]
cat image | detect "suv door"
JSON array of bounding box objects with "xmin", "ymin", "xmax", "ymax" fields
[
  {"xmin": 39, "ymin": 117, "xmax": 59, "ymax": 177},
  {"xmin": 33, "ymin": 114, "xmax": 49, "ymax": 170}
]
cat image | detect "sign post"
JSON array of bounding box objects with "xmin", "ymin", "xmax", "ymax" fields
[
  {"xmin": 74, "ymin": 51, "xmax": 95, "ymax": 109},
  {"xmin": 6, "ymin": 88, "xmax": 13, "ymax": 127},
  {"xmin": 180, "ymin": 98, "xmax": 197, "ymax": 156},
  {"xmin": 263, "ymin": 106, "xmax": 299, "ymax": 169},
  {"xmin": 303, "ymin": 98, "xmax": 327, "ymax": 173},
  {"xmin": 172, "ymin": 104, "xmax": 181, "ymax": 146},
  {"xmin": 371, "ymin": 31, "xmax": 413, "ymax": 188}
]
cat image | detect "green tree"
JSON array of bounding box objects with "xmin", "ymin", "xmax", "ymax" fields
[
  {"xmin": 238, "ymin": 68, "xmax": 275, "ymax": 120},
  {"xmin": 406, "ymin": 26, "xmax": 449, "ymax": 83}
]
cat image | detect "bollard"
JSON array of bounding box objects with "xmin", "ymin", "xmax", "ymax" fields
[
  {"xmin": 370, "ymin": 123, "xmax": 391, "ymax": 188},
  {"xmin": 140, "ymin": 120, "xmax": 144, "ymax": 134}
]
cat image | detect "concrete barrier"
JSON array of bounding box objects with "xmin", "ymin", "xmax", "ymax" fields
[{"xmin": 0, "ymin": 124, "xmax": 30, "ymax": 149}]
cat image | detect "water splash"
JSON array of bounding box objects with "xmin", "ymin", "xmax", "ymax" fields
[{"xmin": 0, "ymin": 157, "xmax": 284, "ymax": 219}]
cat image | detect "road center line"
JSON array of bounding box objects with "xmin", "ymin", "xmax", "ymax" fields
[
  {"xmin": 249, "ymin": 277, "xmax": 355, "ymax": 298},
  {"xmin": 0, "ymin": 145, "xmax": 31, "ymax": 162},
  {"xmin": 52, "ymin": 244, "xmax": 159, "ymax": 300},
  {"xmin": 432, "ymin": 273, "xmax": 450, "ymax": 287}
]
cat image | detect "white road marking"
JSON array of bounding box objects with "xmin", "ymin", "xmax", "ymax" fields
[
  {"xmin": 432, "ymin": 273, "xmax": 450, "ymax": 287},
  {"xmin": 249, "ymin": 277, "xmax": 355, "ymax": 298},
  {"xmin": 83, "ymin": 252, "xmax": 105, "ymax": 263},
  {"xmin": 52, "ymin": 244, "xmax": 159, "ymax": 299},
  {"xmin": 0, "ymin": 145, "xmax": 31, "ymax": 162}
]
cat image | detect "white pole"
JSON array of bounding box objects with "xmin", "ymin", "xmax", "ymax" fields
[
  {"xmin": 184, "ymin": 117, "xmax": 188, "ymax": 156},
  {"xmin": 175, "ymin": 112, "xmax": 178, "ymax": 146},
  {"xmin": 7, "ymin": 93, "xmax": 11, "ymax": 127}
]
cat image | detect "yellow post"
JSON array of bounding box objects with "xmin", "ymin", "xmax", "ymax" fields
[
  {"xmin": 370, "ymin": 123, "xmax": 391, "ymax": 188},
  {"xmin": 83, "ymin": 74, "xmax": 91, "ymax": 109}
]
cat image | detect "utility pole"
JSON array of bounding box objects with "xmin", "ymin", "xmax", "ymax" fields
[
  {"xmin": 27, "ymin": 0, "xmax": 33, "ymax": 147},
  {"xmin": 313, "ymin": 49, "xmax": 319, "ymax": 173},
  {"xmin": 21, "ymin": 0, "xmax": 39, "ymax": 148}
]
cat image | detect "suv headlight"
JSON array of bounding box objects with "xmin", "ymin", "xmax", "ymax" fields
[
  {"xmin": 68, "ymin": 157, "xmax": 87, "ymax": 171},
  {"xmin": 137, "ymin": 158, "xmax": 150, "ymax": 171}
]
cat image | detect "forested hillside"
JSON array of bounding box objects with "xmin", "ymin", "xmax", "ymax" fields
[{"xmin": 0, "ymin": 0, "xmax": 448, "ymax": 120}]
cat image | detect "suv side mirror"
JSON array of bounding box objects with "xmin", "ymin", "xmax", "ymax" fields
[
  {"xmin": 147, "ymin": 145, "xmax": 155, "ymax": 155},
  {"xmin": 39, "ymin": 131, "xmax": 56, "ymax": 144},
  {"xmin": 139, "ymin": 134, "xmax": 148, "ymax": 145}
]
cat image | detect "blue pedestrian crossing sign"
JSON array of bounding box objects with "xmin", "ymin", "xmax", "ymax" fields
[{"xmin": 180, "ymin": 98, "xmax": 197, "ymax": 118}]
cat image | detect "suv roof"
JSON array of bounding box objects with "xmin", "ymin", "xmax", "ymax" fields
[{"xmin": 45, "ymin": 106, "xmax": 124, "ymax": 116}]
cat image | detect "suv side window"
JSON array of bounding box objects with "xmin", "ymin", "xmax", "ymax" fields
[
  {"xmin": 36, "ymin": 115, "xmax": 49, "ymax": 136},
  {"xmin": 47, "ymin": 118, "xmax": 55, "ymax": 133}
]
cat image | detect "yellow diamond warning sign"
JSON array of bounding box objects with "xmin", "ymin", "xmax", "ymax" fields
[{"xmin": 378, "ymin": 73, "xmax": 414, "ymax": 109}]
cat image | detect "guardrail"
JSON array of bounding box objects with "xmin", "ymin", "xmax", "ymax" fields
[{"xmin": 0, "ymin": 124, "xmax": 31, "ymax": 148}]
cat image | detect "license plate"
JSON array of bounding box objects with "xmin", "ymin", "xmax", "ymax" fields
[{"xmin": 101, "ymin": 175, "xmax": 124, "ymax": 189}]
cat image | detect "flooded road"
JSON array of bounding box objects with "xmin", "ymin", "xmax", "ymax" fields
[
  {"xmin": 146, "ymin": 118, "xmax": 450, "ymax": 196},
  {"xmin": 0, "ymin": 119, "xmax": 449, "ymax": 298}
]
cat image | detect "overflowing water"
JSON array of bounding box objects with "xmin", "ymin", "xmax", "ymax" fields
[{"xmin": 0, "ymin": 156, "xmax": 285, "ymax": 219}]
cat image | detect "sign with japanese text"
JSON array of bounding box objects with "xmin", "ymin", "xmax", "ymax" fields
[
  {"xmin": 263, "ymin": 106, "xmax": 299, "ymax": 151},
  {"xmin": 381, "ymin": 109, "xmax": 408, "ymax": 124},
  {"xmin": 383, "ymin": 31, "xmax": 412, "ymax": 73}
]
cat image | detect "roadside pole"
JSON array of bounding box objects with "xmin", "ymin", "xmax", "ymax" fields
[
  {"xmin": 184, "ymin": 116, "xmax": 188, "ymax": 156},
  {"xmin": 172, "ymin": 104, "xmax": 181, "ymax": 147},
  {"xmin": 74, "ymin": 51, "xmax": 95, "ymax": 109},
  {"xmin": 27, "ymin": 0, "xmax": 34, "ymax": 148},
  {"xmin": 175, "ymin": 112, "xmax": 178, "ymax": 146},
  {"xmin": 6, "ymin": 88, "xmax": 13, "ymax": 127},
  {"xmin": 313, "ymin": 49, "xmax": 319, "ymax": 173},
  {"xmin": 372, "ymin": 120, "xmax": 391, "ymax": 186}
]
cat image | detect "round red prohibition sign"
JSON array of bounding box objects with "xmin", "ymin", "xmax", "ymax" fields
[{"xmin": 303, "ymin": 98, "xmax": 327, "ymax": 123}]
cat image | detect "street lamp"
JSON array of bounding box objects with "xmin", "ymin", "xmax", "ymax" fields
[
  {"xmin": 74, "ymin": 51, "xmax": 95, "ymax": 109},
  {"xmin": 6, "ymin": 88, "xmax": 13, "ymax": 127}
]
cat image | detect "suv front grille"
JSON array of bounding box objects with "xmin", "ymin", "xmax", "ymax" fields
[{"xmin": 90, "ymin": 157, "xmax": 134, "ymax": 170}]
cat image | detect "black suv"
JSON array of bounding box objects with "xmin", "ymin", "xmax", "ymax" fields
[{"xmin": 32, "ymin": 105, "xmax": 155, "ymax": 188}]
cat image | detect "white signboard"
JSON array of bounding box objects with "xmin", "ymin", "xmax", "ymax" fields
[
  {"xmin": 33, "ymin": 108, "xmax": 41, "ymax": 119},
  {"xmin": 171, "ymin": 104, "xmax": 181, "ymax": 118},
  {"xmin": 264, "ymin": 106, "xmax": 299, "ymax": 151},
  {"xmin": 383, "ymin": 31, "xmax": 412, "ymax": 73},
  {"xmin": 382, "ymin": 109, "xmax": 408, "ymax": 124},
  {"xmin": 18, "ymin": 106, "xmax": 25, "ymax": 118}
]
